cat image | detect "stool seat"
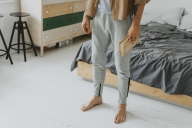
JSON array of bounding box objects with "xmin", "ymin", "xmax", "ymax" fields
[
  {"xmin": 10, "ymin": 12, "xmax": 30, "ymax": 17},
  {"xmin": 0, "ymin": 14, "xmax": 3, "ymax": 18}
]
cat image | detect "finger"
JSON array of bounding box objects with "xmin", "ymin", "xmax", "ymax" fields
[
  {"xmin": 87, "ymin": 22, "xmax": 91, "ymax": 33},
  {"xmin": 127, "ymin": 36, "xmax": 131, "ymax": 41},
  {"xmin": 86, "ymin": 26, "xmax": 91, "ymax": 34},
  {"xmin": 127, "ymin": 32, "xmax": 131, "ymax": 38},
  {"xmin": 82, "ymin": 22, "xmax": 89, "ymax": 34},
  {"xmin": 131, "ymin": 40, "xmax": 136, "ymax": 44},
  {"xmin": 131, "ymin": 37, "xmax": 137, "ymax": 42},
  {"xmin": 81, "ymin": 24, "xmax": 86, "ymax": 33},
  {"xmin": 88, "ymin": 27, "xmax": 91, "ymax": 34},
  {"xmin": 132, "ymin": 37, "xmax": 136, "ymax": 41},
  {"xmin": 127, "ymin": 32, "xmax": 130, "ymax": 37},
  {"xmin": 84, "ymin": 25, "xmax": 89, "ymax": 34},
  {"xmin": 83, "ymin": 25, "xmax": 89, "ymax": 34},
  {"xmin": 128, "ymin": 33, "xmax": 134, "ymax": 40}
]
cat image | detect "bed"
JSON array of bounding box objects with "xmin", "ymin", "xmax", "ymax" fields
[
  {"xmin": 71, "ymin": 0, "xmax": 192, "ymax": 108},
  {"xmin": 71, "ymin": 25, "xmax": 192, "ymax": 109}
]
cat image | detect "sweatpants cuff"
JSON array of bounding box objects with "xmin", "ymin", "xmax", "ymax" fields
[
  {"xmin": 94, "ymin": 92, "xmax": 102, "ymax": 97},
  {"xmin": 118, "ymin": 98, "xmax": 127, "ymax": 104}
]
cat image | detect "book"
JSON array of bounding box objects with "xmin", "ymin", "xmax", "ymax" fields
[{"xmin": 119, "ymin": 37, "xmax": 140, "ymax": 56}]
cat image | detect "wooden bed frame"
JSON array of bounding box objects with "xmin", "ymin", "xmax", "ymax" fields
[{"xmin": 77, "ymin": 61, "xmax": 192, "ymax": 109}]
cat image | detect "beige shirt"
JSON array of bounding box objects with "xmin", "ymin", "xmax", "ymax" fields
[{"xmin": 85, "ymin": 0, "xmax": 150, "ymax": 20}]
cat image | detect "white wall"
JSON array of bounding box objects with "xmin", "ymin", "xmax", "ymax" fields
[
  {"xmin": 0, "ymin": 0, "xmax": 20, "ymax": 53},
  {"xmin": 144, "ymin": 0, "xmax": 192, "ymax": 15}
]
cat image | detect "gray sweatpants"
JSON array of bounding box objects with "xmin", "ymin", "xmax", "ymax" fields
[{"xmin": 92, "ymin": 10, "xmax": 132, "ymax": 104}]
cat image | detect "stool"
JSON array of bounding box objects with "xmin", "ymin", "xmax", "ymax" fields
[
  {"xmin": 0, "ymin": 14, "xmax": 13, "ymax": 64},
  {"xmin": 6, "ymin": 12, "xmax": 37, "ymax": 62}
]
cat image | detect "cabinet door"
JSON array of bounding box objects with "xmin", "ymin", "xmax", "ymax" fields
[
  {"xmin": 69, "ymin": 11, "xmax": 84, "ymax": 25},
  {"xmin": 69, "ymin": 23, "xmax": 84, "ymax": 37},
  {"xmin": 73, "ymin": 0, "xmax": 86, "ymax": 13},
  {"xmin": 43, "ymin": 0, "xmax": 83, "ymax": 5},
  {"xmin": 43, "ymin": 14, "xmax": 69, "ymax": 31},
  {"xmin": 42, "ymin": 23, "xmax": 84, "ymax": 43},
  {"xmin": 43, "ymin": 27, "xmax": 65, "ymax": 43},
  {"xmin": 43, "ymin": 2, "xmax": 73, "ymax": 18},
  {"xmin": 43, "ymin": 12, "xmax": 84, "ymax": 31}
]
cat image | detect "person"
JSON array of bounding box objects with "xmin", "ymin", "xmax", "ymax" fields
[{"xmin": 81, "ymin": 0, "xmax": 150, "ymax": 124}]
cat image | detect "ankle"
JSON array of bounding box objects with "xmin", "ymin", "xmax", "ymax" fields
[
  {"xmin": 94, "ymin": 95, "xmax": 102, "ymax": 98},
  {"xmin": 118, "ymin": 104, "xmax": 127, "ymax": 109}
]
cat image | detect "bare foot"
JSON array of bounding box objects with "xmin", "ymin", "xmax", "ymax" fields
[
  {"xmin": 81, "ymin": 95, "xmax": 103, "ymax": 112},
  {"xmin": 114, "ymin": 104, "xmax": 127, "ymax": 124}
]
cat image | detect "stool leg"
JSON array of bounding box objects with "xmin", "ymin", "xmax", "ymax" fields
[
  {"xmin": 18, "ymin": 22, "xmax": 21, "ymax": 54},
  {"xmin": 0, "ymin": 29, "xmax": 13, "ymax": 64},
  {"xmin": 24, "ymin": 22, "xmax": 37, "ymax": 56},
  {"xmin": 6, "ymin": 22, "xmax": 17, "ymax": 60},
  {"xmin": 21, "ymin": 22, "xmax": 27, "ymax": 62}
]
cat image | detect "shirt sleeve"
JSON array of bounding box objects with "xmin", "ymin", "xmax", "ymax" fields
[
  {"xmin": 84, "ymin": 0, "xmax": 88, "ymax": 15},
  {"xmin": 134, "ymin": 0, "xmax": 150, "ymax": 5}
]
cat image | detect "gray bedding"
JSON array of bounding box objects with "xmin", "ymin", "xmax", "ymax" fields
[{"xmin": 71, "ymin": 26, "xmax": 192, "ymax": 96}]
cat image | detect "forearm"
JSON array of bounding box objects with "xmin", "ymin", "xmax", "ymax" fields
[
  {"xmin": 84, "ymin": 0, "xmax": 88, "ymax": 18},
  {"xmin": 127, "ymin": 4, "xmax": 145, "ymax": 41},
  {"xmin": 83, "ymin": 13, "xmax": 88, "ymax": 18},
  {"xmin": 132, "ymin": 4, "xmax": 145, "ymax": 26}
]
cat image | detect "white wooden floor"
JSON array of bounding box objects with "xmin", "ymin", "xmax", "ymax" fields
[{"xmin": 0, "ymin": 36, "xmax": 192, "ymax": 128}]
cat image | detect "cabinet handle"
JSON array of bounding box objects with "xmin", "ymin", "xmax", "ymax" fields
[
  {"xmin": 68, "ymin": 18, "xmax": 73, "ymax": 21},
  {"xmin": 74, "ymin": 17, "xmax": 77, "ymax": 20},
  {"xmin": 74, "ymin": 6, "xmax": 77, "ymax": 8},
  {"xmin": 45, "ymin": 23, "xmax": 48, "ymax": 26},
  {"xmin": 46, "ymin": 36, "xmax": 49, "ymax": 38},
  {"xmin": 46, "ymin": 11, "xmax": 49, "ymax": 13},
  {"xmin": 75, "ymin": 28, "xmax": 77, "ymax": 31},
  {"xmin": 70, "ymin": 7, "xmax": 73, "ymax": 9},
  {"xmin": 70, "ymin": 29, "xmax": 72, "ymax": 32}
]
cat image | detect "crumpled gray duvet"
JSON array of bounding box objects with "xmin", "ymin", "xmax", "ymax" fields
[{"xmin": 71, "ymin": 26, "xmax": 192, "ymax": 96}]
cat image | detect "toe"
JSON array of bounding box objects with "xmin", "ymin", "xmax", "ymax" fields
[
  {"xmin": 82, "ymin": 108, "xmax": 87, "ymax": 111},
  {"xmin": 114, "ymin": 117, "xmax": 118, "ymax": 123},
  {"xmin": 119, "ymin": 119, "xmax": 123, "ymax": 123},
  {"xmin": 81, "ymin": 105, "xmax": 86, "ymax": 111},
  {"xmin": 82, "ymin": 107, "xmax": 86, "ymax": 111},
  {"xmin": 82, "ymin": 105, "xmax": 90, "ymax": 111},
  {"xmin": 117, "ymin": 118, "xmax": 121, "ymax": 124},
  {"xmin": 115, "ymin": 118, "xmax": 119, "ymax": 124},
  {"xmin": 114, "ymin": 117, "xmax": 117, "ymax": 123},
  {"xmin": 83, "ymin": 106, "xmax": 88, "ymax": 111},
  {"xmin": 81, "ymin": 104, "xmax": 84, "ymax": 109}
]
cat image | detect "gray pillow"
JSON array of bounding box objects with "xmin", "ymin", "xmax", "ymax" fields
[
  {"xmin": 141, "ymin": 7, "xmax": 185, "ymax": 27},
  {"xmin": 186, "ymin": 29, "xmax": 192, "ymax": 32},
  {"xmin": 147, "ymin": 22, "xmax": 177, "ymax": 31}
]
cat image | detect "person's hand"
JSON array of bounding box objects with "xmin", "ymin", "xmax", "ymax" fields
[
  {"xmin": 81, "ymin": 15, "xmax": 91, "ymax": 34},
  {"xmin": 127, "ymin": 20, "xmax": 141, "ymax": 44}
]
